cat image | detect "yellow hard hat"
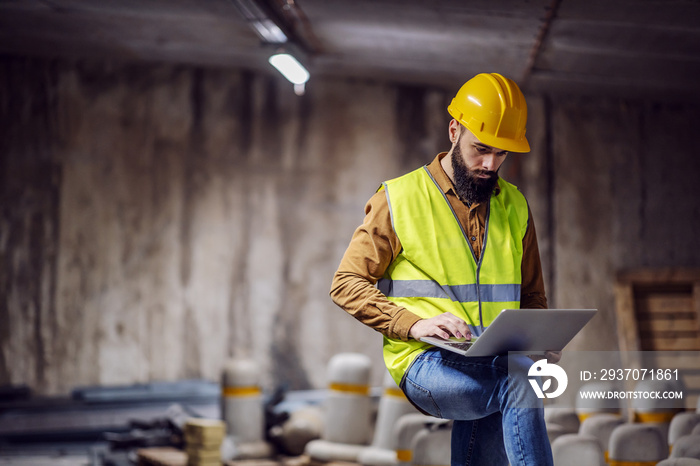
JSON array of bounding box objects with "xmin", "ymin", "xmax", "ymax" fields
[{"xmin": 447, "ymin": 73, "xmax": 530, "ymax": 153}]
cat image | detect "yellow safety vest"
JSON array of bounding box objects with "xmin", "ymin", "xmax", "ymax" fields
[{"xmin": 379, "ymin": 166, "xmax": 529, "ymax": 386}]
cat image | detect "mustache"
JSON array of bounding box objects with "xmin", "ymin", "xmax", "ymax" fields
[{"xmin": 470, "ymin": 169, "xmax": 498, "ymax": 179}]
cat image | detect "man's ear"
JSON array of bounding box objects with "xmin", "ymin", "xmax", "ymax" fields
[{"xmin": 448, "ymin": 119, "xmax": 461, "ymax": 144}]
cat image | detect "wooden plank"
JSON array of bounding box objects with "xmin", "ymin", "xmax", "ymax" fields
[
  {"xmin": 651, "ymin": 354, "xmax": 700, "ymax": 370},
  {"xmin": 615, "ymin": 269, "xmax": 700, "ymax": 402},
  {"xmin": 643, "ymin": 338, "xmax": 700, "ymax": 351},
  {"xmin": 137, "ymin": 447, "xmax": 187, "ymax": 466},
  {"xmin": 694, "ymin": 283, "xmax": 700, "ymax": 334},
  {"xmin": 641, "ymin": 351, "xmax": 700, "ymax": 410},
  {"xmin": 614, "ymin": 283, "xmax": 641, "ymax": 354},
  {"xmin": 617, "ymin": 268, "xmax": 700, "ymax": 285},
  {"xmin": 637, "ymin": 311, "xmax": 696, "ymax": 321},
  {"xmin": 639, "ymin": 294, "xmax": 693, "ymax": 314},
  {"xmin": 228, "ymin": 460, "xmax": 282, "ymax": 466},
  {"xmin": 638, "ymin": 318, "xmax": 698, "ymax": 332},
  {"xmin": 641, "ymin": 330, "xmax": 700, "ymax": 340},
  {"xmin": 615, "ymin": 281, "xmax": 643, "ymax": 406}
]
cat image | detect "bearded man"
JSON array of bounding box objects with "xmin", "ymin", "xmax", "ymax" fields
[{"xmin": 330, "ymin": 73, "xmax": 555, "ymax": 466}]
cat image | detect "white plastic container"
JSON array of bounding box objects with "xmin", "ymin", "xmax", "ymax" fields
[
  {"xmin": 222, "ymin": 358, "xmax": 264, "ymax": 443},
  {"xmin": 323, "ymin": 353, "xmax": 373, "ymax": 445}
]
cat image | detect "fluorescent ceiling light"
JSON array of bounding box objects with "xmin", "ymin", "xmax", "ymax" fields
[
  {"xmin": 251, "ymin": 19, "xmax": 288, "ymax": 44},
  {"xmin": 269, "ymin": 53, "xmax": 310, "ymax": 85}
]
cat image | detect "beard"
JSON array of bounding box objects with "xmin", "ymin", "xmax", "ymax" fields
[{"xmin": 451, "ymin": 142, "xmax": 500, "ymax": 205}]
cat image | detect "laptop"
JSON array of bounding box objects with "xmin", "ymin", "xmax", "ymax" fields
[{"xmin": 419, "ymin": 309, "xmax": 597, "ymax": 357}]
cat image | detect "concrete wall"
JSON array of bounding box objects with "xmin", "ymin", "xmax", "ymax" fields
[
  {"xmin": 2, "ymin": 56, "xmax": 699, "ymax": 395},
  {"xmin": 551, "ymin": 99, "xmax": 700, "ymax": 351},
  {"xmin": 0, "ymin": 57, "xmax": 451, "ymax": 394}
]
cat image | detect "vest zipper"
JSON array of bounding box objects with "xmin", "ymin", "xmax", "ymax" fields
[
  {"xmin": 477, "ymin": 202, "xmax": 491, "ymax": 332},
  {"xmin": 423, "ymin": 166, "xmax": 494, "ymax": 332}
]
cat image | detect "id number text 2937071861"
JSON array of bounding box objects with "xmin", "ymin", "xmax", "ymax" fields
[{"xmin": 580, "ymin": 368, "xmax": 678, "ymax": 381}]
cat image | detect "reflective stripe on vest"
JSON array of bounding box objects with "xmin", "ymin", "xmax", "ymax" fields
[
  {"xmin": 379, "ymin": 166, "xmax": 529, "ymax": 386},
  {"xmin": 377, "ymin": 280, "xmax": 520, "ymax": 302}
]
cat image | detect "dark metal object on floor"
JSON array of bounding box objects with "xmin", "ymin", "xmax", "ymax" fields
[{"xmin": 0, "ymin": 380, "xmax": 220, "ymax": 458}]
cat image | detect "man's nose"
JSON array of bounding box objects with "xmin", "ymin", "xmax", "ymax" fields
[{"xmin": 482, "ymin": 154, "xmax": 497, "ymax": 171}]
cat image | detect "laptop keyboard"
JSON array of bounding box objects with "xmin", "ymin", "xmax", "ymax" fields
[{"xmin": 444, "ymin": 340, "xmax": 475, "ymax": 351}]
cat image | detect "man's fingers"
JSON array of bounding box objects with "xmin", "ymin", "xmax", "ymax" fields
[
  {"xmin": 409, "ymin": 314, "xmax": 471, "ymax": 340},
  {"xmin": 435, "ymin": 318, "xmax": 470, "ymax": 340},
  {"xmin": 436, "ymin": 327, "xmax": 451, "ymax": 339},
  {"xmin": 442, "ymin": 317, "xmax": 471, "ymax": 340},
  {"xmin": 439, "ymin": 324, "xmax": 469, "ymax": 340}
]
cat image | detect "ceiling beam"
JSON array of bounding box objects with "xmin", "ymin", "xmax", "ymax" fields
[{"xmin": 522, "ymin": 0, "xmax": 562, "ymax": 84}]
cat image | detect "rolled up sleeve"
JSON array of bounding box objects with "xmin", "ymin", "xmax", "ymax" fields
[{"xmin": 330, "ymin": 190, "xmax": 422, "ymax": 341}]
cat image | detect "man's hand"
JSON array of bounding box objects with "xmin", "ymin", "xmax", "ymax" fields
[{"xmin": 409, "ymin": 314, "xmax": 472, "ymax": 341}]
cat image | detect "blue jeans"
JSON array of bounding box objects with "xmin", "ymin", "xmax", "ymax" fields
[{"xmin": 401, "ymin": 348, "xmax": 553, "ymax": 466}]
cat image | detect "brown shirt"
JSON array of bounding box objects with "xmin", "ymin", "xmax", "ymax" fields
[{"xmin": 330, "ymin": 153, "xmax": 547, "ymax": 342}]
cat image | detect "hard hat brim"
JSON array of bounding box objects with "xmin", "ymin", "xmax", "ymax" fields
[{"xmin": 449, "ymin": 114, "xmax": 531, "ymax": 153}]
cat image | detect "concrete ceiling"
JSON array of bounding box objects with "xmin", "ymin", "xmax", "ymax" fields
[{"xmin": 1, "ymin": 0, "xmax": 699, "ymax": 100}]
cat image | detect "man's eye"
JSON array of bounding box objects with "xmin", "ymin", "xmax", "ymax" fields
[
  {"xmin": 475, "ymin": 146, "xmax": 489, "ymax": 153},
  {"xmin": 497, "ymin": 151, "xmax": 508, "ymax": 157}
]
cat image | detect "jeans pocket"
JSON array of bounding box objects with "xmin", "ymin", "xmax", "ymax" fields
[{"xmin": 404, "ymin": 377, "xmax": 442, "ymax": 418}]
